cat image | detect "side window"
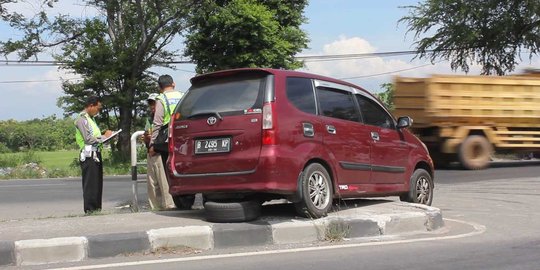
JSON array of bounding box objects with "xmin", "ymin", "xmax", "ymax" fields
[
  {"xmin": 286, "ymin": 77, "xmax": 316, "ymax": 114},
  {"xmin": 317, "ymin": 87, "xmax": 360, "ymax": 122},
  {"xmin": 356, "ymin": 95, "xmax": 395, "ymax": 129}
]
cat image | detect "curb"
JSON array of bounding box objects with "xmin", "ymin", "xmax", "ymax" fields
[{"xmin": 0, "ymin": 208, "xmax": 443, "ymax": 266}]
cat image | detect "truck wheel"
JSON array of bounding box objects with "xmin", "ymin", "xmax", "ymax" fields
[
  {"xmin": 173, "ymin": 195, "xmax": 195, "ymax": 210},
  {"xmin": 204, "ymin": 200, "xmax": 261, "ymax": 223},
  {"xmin": 400, "ymin": 168, "xmax": 433, "ymax": 205},
  {"xmin": 458, "ymin": 135, "xmax": 493, "ymax": 170},
  {"xmin": 294, "ymin": 163, "xmax": 333, "ymax": 218}
]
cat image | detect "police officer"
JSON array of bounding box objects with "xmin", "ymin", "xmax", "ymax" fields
[
  {"xmin": 148, "ymin": 75, "xmax": 183, "ymax": 164},
  {"xmin": 74, "ymin": 96, "xmax": 112, "ymax": 214},
  {"xmin": 144, "ymin": 93, "xmax": 175, "ymax": 210}
]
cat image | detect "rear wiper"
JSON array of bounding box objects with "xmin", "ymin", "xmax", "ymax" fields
[{"xmin": 187, "ymin": 111, "xmax": 223, "ymax": 120}]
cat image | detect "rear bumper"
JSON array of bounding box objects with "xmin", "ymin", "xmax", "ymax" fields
[{"xmin": 167, "ymin": 146, "xmax": 302, "ymax": 196}]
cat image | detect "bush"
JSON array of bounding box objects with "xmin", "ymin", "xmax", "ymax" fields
[
  {"xmin": 4, "ymin": 166, "xmax": 44, "ymax": 179},
  {"xmin": 0, "ymin": 154, "xmax": 20, "ymax": 167},
  {"xmin": 21, "ymin": 151, "xmax": 42, "ymax": 165},
  {"xmin": 0, "ymin": 143, "xmax": 10, "ymax": 154}
]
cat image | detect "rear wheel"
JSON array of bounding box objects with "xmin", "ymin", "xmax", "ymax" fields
[
  {"xmin": 172, "ymin": 195, "xmax": 195, "ymax": 210},
  {"xmin": 294, "ymin": 163, "xmax": 333, "ymax": 218},
  {"xmin": 400, "ymin": 168, "xmax": 434, "ymax": 205},
  {"xmin": 458, "ymin": 135, "xmax": 493, "ymax": 170}
]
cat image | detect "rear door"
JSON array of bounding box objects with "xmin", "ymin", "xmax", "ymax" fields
[
  {"xmin": 171, "ymin": 73, "xmax": 269, "ymax": 175},
  {"xmin": 355, "ymin": 94, "xmax": 408, "ymax": 184},
  {"xmin": 315, "ymin": 80, "xmax": 372, "ymax": 186}
]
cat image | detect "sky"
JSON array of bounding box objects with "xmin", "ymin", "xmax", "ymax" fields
[{"xmin": 1, "ymin": 0, "xmax": 539, "ymax": 120}]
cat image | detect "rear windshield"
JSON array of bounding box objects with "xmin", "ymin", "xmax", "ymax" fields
[{"xmin": 177, "ymin": 74, "xmax": 266, "ymax": 119}]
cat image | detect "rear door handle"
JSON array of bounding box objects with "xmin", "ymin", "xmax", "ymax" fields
[
  {"xmin": 326, "ymin": 125, "xmax": 336, "ymax": 134},
  {"xmin": 371, "ymin": 131, "xmax": 380, "ymax": 141}
]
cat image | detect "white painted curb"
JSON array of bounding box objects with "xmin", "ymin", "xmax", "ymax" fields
[
  {"xmin": 148, "ymin": 226, "xmax": 214, "ymax": 251},
  {"xmin": 15, "ymin": 237, "xmax": 87, "ymax": 266}
]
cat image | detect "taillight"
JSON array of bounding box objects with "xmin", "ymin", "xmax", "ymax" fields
[
  {"xmin": 262, "ymin": 102, "xmax": 277, "ymax": 145},
  {"xmin": 168, "ymin": 120, "xmax": 174, "ymax": 154}
]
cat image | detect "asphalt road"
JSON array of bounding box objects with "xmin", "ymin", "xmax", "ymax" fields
[
  {"xmin": 2, "ymin": 161, "xmax": 540, "ymax": 269},
  {"xmin": 1, "ymin": 160, "xmax": 540, "ymax": 220},
  {"xmin": 19, "ymin": 162, "xmax": 538, "ymax": 270}
]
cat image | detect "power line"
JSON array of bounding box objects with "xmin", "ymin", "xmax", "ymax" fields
[
  {"xmin": 0, "ymin": 50, "xmax": 444, "ymax": 84},
  {"xmin": 338, "ymin": 61, "xmax": 444, "ymax": 80},
  {"xmin": 0, "ymin": 49, "xmax": 427, "ymax": 67},
  {"xmin": 0, "ymin": 78, "xmax": 82, "ymax": 84},
  {"xmin": 297, "ymin": 50, "xmax": 423, "ymax": 62}
]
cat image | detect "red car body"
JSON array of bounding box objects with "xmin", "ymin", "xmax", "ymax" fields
[{"xmin": 167, "ymin": 68, "xmax": 433, "ymax": 206}]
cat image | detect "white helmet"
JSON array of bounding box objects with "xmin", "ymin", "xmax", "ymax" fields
[{"xmin": 147, "ymin": 93, "xmax": 159, "ymax": 101}]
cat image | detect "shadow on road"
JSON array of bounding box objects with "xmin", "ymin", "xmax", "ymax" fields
[{"xmin": 437, "ymin": 159, "xmax": 540, "ymax": 171}]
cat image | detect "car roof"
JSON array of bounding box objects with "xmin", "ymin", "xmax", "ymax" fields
[{"xmin": 190, "ymin": 68, "xmax": 369, "ymax": 92}]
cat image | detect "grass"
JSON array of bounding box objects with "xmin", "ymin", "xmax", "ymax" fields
[
  {"xmin": 0, "ymin": 148, "xmax": 148, "ymax": 179},
  {"xmin": 38, "ymin": 150, "xmax": 79, "ymax": 169},
  {"xmin": 0, "ymin": 150, "xmax": 77, "ymax": 169},
  {"xmin": 323, "ymin": 219, "xmax": 351, "ymax": 242}
]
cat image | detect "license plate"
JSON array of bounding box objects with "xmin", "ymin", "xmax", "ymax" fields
[{"xmin": 195, "ymin": 138, "xmax": 231, "ymax": 154}]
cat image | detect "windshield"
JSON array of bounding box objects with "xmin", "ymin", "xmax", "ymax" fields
[{"xmin": 177, "ymin": 74, "xmax": 266, "ymax": 119}]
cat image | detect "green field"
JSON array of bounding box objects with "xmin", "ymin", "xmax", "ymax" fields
[
  {"xmin": 0, "ymin": 150, "xmax": 78, "ymax": 169},
  {"xmin": 0, "ymin": 149, "xmax": 143, "ymax": 179}
]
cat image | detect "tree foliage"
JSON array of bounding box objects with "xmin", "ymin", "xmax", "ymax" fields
[
  {"xmin": 0, "ymin": 116, "xmax": 77, "ymax": 152},
  {"xmin": 0, "ymin": 0, "xmax": 192, "ymax": 159},
  {"xmin": 400, "ymin": 0, "xmax": 540, "ymax": 75},
  {"xmin": 376, "ymin": 83, "xmax": 395, "ymax": 111},
  {"xmin": 184, "ymin": 0, "xmax": 309, "ymax": 74},
  {"xmin": 1, "ymin": 0, "xmax": 310, "ymax": 158}
]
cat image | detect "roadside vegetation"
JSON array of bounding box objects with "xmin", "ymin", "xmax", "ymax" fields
[
  {"xmin": 0, "ymin": 117, "xmax": 148, "ymax": 180},
  {"xmin": 0, "ymin": 149, "xmax": 147, "ymax": 180}
]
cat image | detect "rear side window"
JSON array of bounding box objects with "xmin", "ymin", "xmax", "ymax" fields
[
  {"xmin": 178, "ymin": 75, "xmax": 266, "ymax": 119},
  {"xmin": 286, "ymin": 77, "xmax": 316, "ymax": 114},
  {"xmin": 316, "ymin": 87, "xmax": 360, "ymax": 122},
  {"xmin": 356, "ymin": 95, "xmax": 395, "ymax": 129}
]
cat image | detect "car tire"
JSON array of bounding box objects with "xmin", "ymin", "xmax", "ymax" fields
[
  {"xmin": 204, "ymin": 200, "xmax": 261, "ymax": 223},
  {"xmin": 294, "ymin": 163, "xmax": 333, "ymax": 218},
  {"xmin": 400, "ymin": 168, "xmax": 434, "ymax": 205},
  {"xmin": 458, "ymin": 135, "xmax": 493, "ymax": 170},
  {"xmin": 173, "ymin": 195, "xmax": 195, "ymax": 210}
]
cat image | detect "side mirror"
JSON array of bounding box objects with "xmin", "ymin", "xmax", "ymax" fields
[{"xmin": 397, "ymin": 116, "xmax": 413, "ymax": 129}]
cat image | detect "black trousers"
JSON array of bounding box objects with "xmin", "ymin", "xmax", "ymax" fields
[{"xmin": 80, "ymin": 152, "xmax": 103, "ymax": 213}]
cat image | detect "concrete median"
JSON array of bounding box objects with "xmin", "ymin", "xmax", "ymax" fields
[{"xmin": 0, "ymin": 201, "xmax": 444, "ymax": 266}]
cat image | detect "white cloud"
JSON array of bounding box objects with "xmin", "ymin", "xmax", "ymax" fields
[
  {"xmin": 4, "ymin": 0, "xmax": 98, "ymax": 19},
  {"xmin": 301, "ymin": 36, "xmax": 511, "ymax": 92},
  {"xmin": 302, "ymin": 36, "xmax": 415, "ymax": 91}
]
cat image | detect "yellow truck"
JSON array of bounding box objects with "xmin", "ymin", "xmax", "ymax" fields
[{"xmin": 393, "ymin": 74, "xmax": 540, "ymax": 169}]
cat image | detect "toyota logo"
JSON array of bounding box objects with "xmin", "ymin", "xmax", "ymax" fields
[{"xmin": 207, "ymin": 116, "xmax": 217, "ymax": 125}]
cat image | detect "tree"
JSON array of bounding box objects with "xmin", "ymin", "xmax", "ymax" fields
[
  {"xmin": 376, "ymin": 83, "xmax": 395, "ymax": 111},
  {"xmin": 400, "ymin": 0, "xmax": 540, "ymax": 75},
  {"xmin": 184, "ymin": 0, "xmax": 309, "ymax": 74},
  {"xmin": 0, "ymin": 0, "xmax": 192, "ymax": 159}
]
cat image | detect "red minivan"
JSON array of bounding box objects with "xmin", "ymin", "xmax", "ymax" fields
[{"xmin": 167, "ymin": 68, "xmax": 434, "ymax": 219}]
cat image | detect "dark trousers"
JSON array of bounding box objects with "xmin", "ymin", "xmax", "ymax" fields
[{"xmin": 80, "ymin": 152, "xmax": 103, "ymax": 213}]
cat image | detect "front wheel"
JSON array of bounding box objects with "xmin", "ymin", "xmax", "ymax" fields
[
  {"xmin": 294, "ymin": 163, "xmax": 333, "ymax": 218},
  {"xmin": 400, "ymin": 169, "xmax": 434, "ymax": 206}
]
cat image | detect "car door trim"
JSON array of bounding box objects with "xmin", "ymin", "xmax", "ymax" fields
[
  {"xmin": 339, "ymin": 161, "xmax": 405, "ymax": 173},
  {"xmin": 173, "ymin": 168, "xmax": 257, "ymax": 178},
  {"xmin": 339, "ymin": 162, "xmax": 371, "ymax": 171},
  {"xmin": 371, "ymin": 164, "xmax": 406, "ymax": 173}
]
